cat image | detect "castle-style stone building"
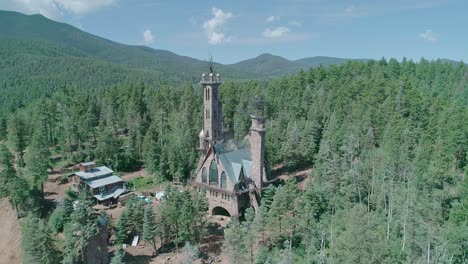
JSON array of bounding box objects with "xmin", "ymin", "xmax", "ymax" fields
[{"xmin": 192, "ymin": 71, "xmax": 267, "ymax": 217}]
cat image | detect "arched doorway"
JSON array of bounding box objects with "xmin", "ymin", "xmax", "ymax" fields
[{"xmin": 212, "ymin": 206, "xmax": 231, "ymax": 217}]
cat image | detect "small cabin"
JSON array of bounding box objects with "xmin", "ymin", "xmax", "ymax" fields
[{"xmin": 68, "ymin": 162, "xmax": 128, "ymax": 204}]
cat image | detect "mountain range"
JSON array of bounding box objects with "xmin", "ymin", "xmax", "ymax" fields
[
  {"xmin": 0, "ymin": 8, "xmax": 464, "ymax": 107},
  {"xmin": 0, "ymin": 10, "xmax": 370, "ymax": 80}
]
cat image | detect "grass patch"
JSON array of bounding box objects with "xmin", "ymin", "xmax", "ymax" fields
[{"xmin": 124, "ymin": 176, "xmax": 154, "ymax": 191}]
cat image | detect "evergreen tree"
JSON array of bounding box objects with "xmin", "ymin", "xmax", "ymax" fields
[
  {"xmin": 0, "ymin": 144, "xmax": 16, "ymax": 197},
  {"xmin": 7, "ymin": 112, "xmax": 28, "ymax": 166},
  {"xmin": 181, "ymin": 241, "xmax": 199, "ymax": 264},
  {"xmin": 25, "ymin": 129, "xmax": 51, "ymax": 199},
  {"xmin": 22, "ymin": 214, "xmax": 60, "ymax": 264},
  {"xmin": 62, "ymin": 191, "xmax": 98, "ymax": 263},
  {"xmin": 223, "ymin": 217, "xmax": 248, "ymax": 264},
  {"xmin": 143, "ymin": 205, "xmax": 158, "ymax": 254},
  {"xmin": 110, "ymin": 248, "xmax": 125, "ymax": 264}
]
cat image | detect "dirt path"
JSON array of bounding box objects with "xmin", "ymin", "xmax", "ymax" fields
[
  {"xmin": 120, "ymin": 215, "xmax": 231, "ymax": 264},
  {"xmin": 0, "ymin": 198, "xmax": 22, "ymax": 264},
  {"xmin": 272, "ymin": 164, "xmax": 313, "ymax": 190}
]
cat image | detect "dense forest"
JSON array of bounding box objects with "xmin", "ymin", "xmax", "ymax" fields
[{"xmin": 0, "ymin": 58, "xmax": 467, "ymax": 263}]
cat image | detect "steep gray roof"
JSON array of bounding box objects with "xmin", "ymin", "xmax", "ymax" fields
[
  {"xmin": 75, "ymin": 166, "xmax": 113, "ymax": 179},
  {"xmin": 94, "ymin": 187, "xmax": 126, "ymax": 201},
  {"xmin": 214, "ymin": 140, "xmax": 252, "ymax": 185},
  {"xmin": 84, "ymin": 175, "xmax": 123, "ymax": 189}
]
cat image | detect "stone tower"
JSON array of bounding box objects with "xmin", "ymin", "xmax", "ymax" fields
[
  {"xmin": 249, "ymin": 97, "xmax": 266, "ymax": 196},
  {"xmin": 199, "ymin": 72, "xmax": 223, "ymax": 153}
]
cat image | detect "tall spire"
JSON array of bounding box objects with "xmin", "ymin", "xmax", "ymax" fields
[
  {"xmin": 200, "ymin": 67, "xmax": 223, "ymax": 145},
  {"xmin": 249, "ymin": 96, "xmax": 266, "ymax": 195}
]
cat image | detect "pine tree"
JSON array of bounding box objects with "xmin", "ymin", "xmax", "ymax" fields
[
  {"xmin": 22, "ymin": 214, "xmax": 60, "ymax": 264},
  {"xmin": 223, "ymin": 217, "xmax": 248, "ymax": 264},
  {"xmin": 0, "ymin": 144, "xmax": 16, "ymax": 198},
  {"xmin": 63, "ymin": 191, "xmax": 98, "ymax": 263},
  {"xmin": 25, "ymin": 129, "xmax": 51, "ymax": 199},
  {"xmin": 181, "ymin": 241, "xmax": 199, "ymax": 264},
  {"xmin": 244, "ymin": 207, "xmax": 256, "ymax": 264},
  {"xmin": 110, "ymin": 248, "xmax": 125, "ymax": 264},
  {"xmin": 143, "ymin": 205, "xmax": 158, "ymax": 254},
  {"xmin": 7, "ymin": 112, "xmax": 28, "ymax": 167}
]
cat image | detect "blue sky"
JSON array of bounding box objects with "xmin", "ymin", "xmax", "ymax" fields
[{"xmin": 1, "ymin": 0, "xmax": 467, "ymax": 64}]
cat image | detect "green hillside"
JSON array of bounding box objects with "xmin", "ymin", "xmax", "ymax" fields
[
  {"xmin": 1, "ymin": 9, "xmax": 464, "ymax": 112},
  {"xmin": 0, "ymin": 10, "xmax": 367, "ymax": 81},
  {"xmin": 0, "ymin": 10, "xmax": 257, "ymax": 80},
  {"xmin": 228, "ymin": 54, "xmax": 368, "ymax": 77},
  {"xmin": 228, "ymin": 53, "xmax": 305, "ymax": 76}
]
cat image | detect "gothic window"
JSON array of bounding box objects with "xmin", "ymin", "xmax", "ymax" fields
[
  {"xmin": 238, "ymin": 168, "xmax": 246, "ymax": 190},
  {"xmin": 220, "ymin": 171, "xmax": 227, "ymax": 189},
  {"xmin": 201, "ymin": 167, "xmax": 207, "ymax": 183},
  {"xmin": 209, "ymin": 160, "xmax": 218, "ymax": 186}
]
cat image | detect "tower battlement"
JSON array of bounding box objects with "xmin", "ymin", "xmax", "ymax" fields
[
  {"xmin": 200, "ymin": 72, "xmax": 223, "ymax": 143},
  {"xmin": 200, "ymin": 73, "xmax": 221, "ymax": 84}
]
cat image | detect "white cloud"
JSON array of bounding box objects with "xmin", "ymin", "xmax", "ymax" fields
[
  {"xmin": 0, "ymin": 0, "xmax": 117, "ymax": 20},
  {"xmin": 289, "ymin": 20, "xmax": 302, "ymax": 27},
  {"xmin": 203, "ymin": 7, "xmax": 233, "ymax": 45},
  {"xmin": 55, "ymin": 0, "xmax": 117, "ymax": 15},
  {"xmin": 143, "ymin": 29, "xmax": 155, "ymax": 45},
  {"xmin": 265, "ymin": 15, "xmax": 277, "ymax": 23},
  {"xmin": 321, "ymin": 5, "xmax": 367, "ymax": 18},
  {"xmin": 345, "ymin": 5, "xmax": 356, "ymax": 13},
  {"xmin": 262, "ymin": 26, "xmax": 290, "ymax": 39},
  {"xmin": 419, "ymin": 29, "xmax": 437, "ymax": 42}
]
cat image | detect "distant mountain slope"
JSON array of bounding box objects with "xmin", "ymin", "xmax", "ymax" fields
[
  {"xmin": 0, "ymin": 10, "xmax": 367, "ymax": 81},
  {"xmin": 295, "ymin": 56, "xmax": 367, "ymax": 67},
  {"xmin": 229, "ymin": 53, "xmax": 304, "ymax": 76},
  {"xmin": 1, "ymin": 9, "xmax": 463, "ymax": 99},
  {"xmin": 229, "ymin": 54, "xmax": 370, "ymax": 77},
  {"xmin": 0, "ymin": 38, "xmax": 170, "ymax": 109},
  {"xmin": 0, "ymin": 10, "xmax": 256, "ymax": 80}
]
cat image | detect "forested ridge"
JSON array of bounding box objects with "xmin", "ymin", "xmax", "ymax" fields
[{"xmin": 0, "ymin": 57, "xmax": 467, "ymax": 263}]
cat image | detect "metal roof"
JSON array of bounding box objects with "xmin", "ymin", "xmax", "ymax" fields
[
  {"xmin": 214, "ymin": 140, "xmax": 252, "ymax": 185},
  {"xmin": 94, "ymin": 187, "xmax": 126, "ymax": 201},
  {"xmin": 84, "ymin": 175, "xmax": 123, "ymax": 189},
  {"xmin": 75, "ymin": 166, "xmax": 114, "ymax": 179},
  {"xmin": 80, "ymin": 161, "xmax": 95, "ymax": 166}
]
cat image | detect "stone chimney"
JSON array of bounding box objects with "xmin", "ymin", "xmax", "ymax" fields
[
  {"xmin": 79, "ymin": 161, "xmax": 95, "ymax": 172},
  {"xmin": 249, "ymin": 97, "xmax": 266, "ymax": 195}
]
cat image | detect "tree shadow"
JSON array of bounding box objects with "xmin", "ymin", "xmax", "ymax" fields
[
  {"xmin": 121, "ymin": 252, "xmax": 152, "ymax": 264},
  {"xmin": 44, "ymin": 191, "xmax": 58, "ymax": 197},
  {"xmin": 199, "ymin": 222, "xmax": 225, "ymax": 258}
]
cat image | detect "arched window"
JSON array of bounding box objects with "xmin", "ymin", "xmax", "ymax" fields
[
  {"xmin": 220, "ymin": 171, "xmax": 227, "ymax": 189},
  {"xmin": 209, "ymin": 160, "xmax": 218, "ymax": 186},
  {"xmin": 207, "ymin": 88, "xmax": 210, "ymax": 100},
  {"xmin": 201, "ymin": 167, "xmax": 207, "ymax": 183}
]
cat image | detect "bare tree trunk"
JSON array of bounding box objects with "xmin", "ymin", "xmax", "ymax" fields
[
  {"xmin": 330, "ymin": 211, "xmax": 334, "ymax": 253},
  {"xmin": 14, "ymin": 202, "xmax": 20, "ymax": 219},
  {"xmin": 386, "ymin": 178, "xmax": 393, "ymax": 240},
  {"xmin": 320, "ymin": 231, "xmax": 326, "ymax": 264},
  {"xmin": 402, "ymin": 178, "xmax": 411, "ymax": 252},
  {"xmin": 401, "ymin": 201, "xmax": 408, "ymax": 251},
  {"xmin": 368, "ymin": 152, "xmax": 376, "ymax": 213},
  {"xmin": 427, "ymin": 239, "xmax": 430, "ymax": 264}
]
